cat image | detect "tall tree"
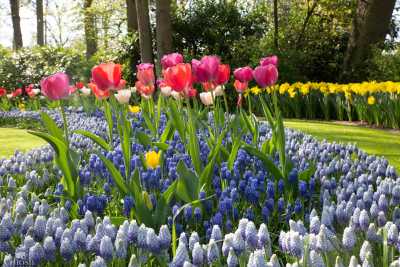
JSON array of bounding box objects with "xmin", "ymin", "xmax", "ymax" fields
[
  {"xmin": 273, "ymin": 0, "xmax": 279, "ymax": 49},
  {"xmin": 36, "ymin": 0, "xmax": 44, "ymax": 45},
  {"xmin": 156, "ymin": 0, "xmax": 173, "ymax": 63},
  {"xmin": 135, "ymin": 0, "xmax": 153, "ymax": 63},
  {"xmin": 9, "ymin": 0, "xmax": 23, "ymax": 50},
  {"xmin": 343, "ymin": 0, "xmax": 396, "ymax": 79},
  {"xmin": 84, "ymin": 0, "xmax": 98, "ymax": 59},
  {"xmin": 126, "ymin": 0, "xmax": 138, "ymax": 33}
]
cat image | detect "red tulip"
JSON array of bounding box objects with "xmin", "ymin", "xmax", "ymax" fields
[
  {"xmin": 75, "ymin": 82, "xmax": 84, "ymax": 89},
  {"xmin": 40, "ymin": 72, "xmax": 70, "ymax": 100},
  {"xmin": 192, "ymin": 56, "xmax": 220, "ymax": 83},
  {"xmin": 88, "ymin": 82, "xmax": 110, "ymax": 100},
  {"xmin": 234, "ymin": 67, "xmax": 253, "ymax": 83},
  {"xmin": 253, "ymin": 65, "xmax": 278, "ymax": 88},
  {"xmin": 164, "ymin": 63, "xmax": 193, "ymax": 94},
  {"xmin": 216, "ymin": 64, "xmax": 230, "ymax": 85},
  {"xmin": 12, "ymin": 88, "xmax": 23, "ymax": 98},
  {"xmin": 260, "ymin": 55, "xmax": 278, "ymax": 67},
  {"xmin": 91, "ymin": 63, "xmax": 123, "ymax": 91},
  {"xmin": 161, "ymin": 53, "xmax": 184, "ymax": 70},
  {"xmin": 0, "ymin": 87, "xmax": 6, "ymax": 97},
  {"xmin": 234, "ymin": 80, "xmax": 248, "ymax": 93}
]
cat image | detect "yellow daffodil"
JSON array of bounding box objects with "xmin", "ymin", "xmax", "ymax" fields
[
  {"xmin": 18, "ymin": 103, "xmax": 25, "ymax": 111},
  {"xmin": 250, "ymin": 86, "xmax": 262, "ymax": 95},
  {"xmin": 129, "ymin": 105, "xmax": 141, "ymax": 113},
  {"xmin": 243, "ymin": 89, "xmax": 250, "ymax": 97},
  {"xmin": 145, "ymin": 151, "xmax": 161, "ymax": 169},
  {"xmin": 367, "ymin": 96, "xmax": 376, "ymax": 105}
]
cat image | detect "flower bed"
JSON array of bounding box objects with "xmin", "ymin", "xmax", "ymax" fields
[{"xmin": 0, "ymin": 54, "xmax": 399, "ymax": 266}]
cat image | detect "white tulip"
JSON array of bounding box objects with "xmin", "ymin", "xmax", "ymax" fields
[
  {"xmin": 6, "ymin": 94, "xmax": 12, "ymax": 99},
  {"xmin": 160, "ymin": 86, "xmax": 172, "ymax": 97},
  {"xmin": 199, "ymin": 92, "xmax": 214, "ymax": 106},
  {"xmin": 115, "ymin": 89, "xmax": 131, "ymax": 104},
  {"xmin": 32, "ymin": 88, "xmax": 41, "ymax": 95},
  {"xmin": 214, "ymin": 85, "xmax": 224, "ymax": 96},
  {"xmin": 130, "ymin": 87, "xmax": 137, "ymax": 93},
  {"xmin": 171, "ymin": 91, "xmax": 183, "ymax": 100},
  {"xmin": 80, "ymin": 87, "xmax": 91, "ymax": 96}
]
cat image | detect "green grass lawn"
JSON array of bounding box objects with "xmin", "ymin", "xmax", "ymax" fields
[
  {"xmin": 285, "ymin": 120, "xmax": 400, "ymax": 171},
  {"xmin": 0, "ymin": 128, "xmax": 46, "ymax": 158}
]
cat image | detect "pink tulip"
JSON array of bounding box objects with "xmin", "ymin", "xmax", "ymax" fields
[
  {"xmin": 260, "ymin": 55, "xmax": 278, "ymax": 67},
  {"xmin": 192, "ymin": 56, "xmax": 220, "ymax": 83},
  {"xmin": 40, "ymin": 72, "xmax": 70, "ymax": 100},
  {"xmin": 136, "ymin": 63, "xmax": 155, "ymax": 96},
  {"xmin": 253, "ymin": 65, "xmax": 278, "ymax": 88},
  {"xmin": 161, "ymin": 53, "xmax": 184, "ymax": 69},
  {"xmin": 233, "ymin": 67, "xmax": 253, "ymax": 83},
  {"xmin": 234, "ymin": 80, "xmax": 248, "ymax": 93}
]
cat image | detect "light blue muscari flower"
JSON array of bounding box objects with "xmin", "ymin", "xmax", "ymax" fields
[
  {"xmin": 309, "ymin": 250, "xmax": 325, "ymax": 267},
  {"xmin": 192, "ymin": 242, "xmax": 204, "ymax": 266},
  {"xmin": 233, "ymin": 229, "xmax": 245, "ymax": 255},
  {"xmin": 60, "ymin": 237, "xmax": 74, "ymax": 261},
  {"xmin": 342, "ymin": 226, "xmax": 356, "ymax": 250},
  {"xmin": 189, "ymin": 231, "xmax": 199, "ymax": 251},
  {"xmin": 159, "ymin": 225, "xmax": 171, "ymax": 250},
  {"xmin": 245, "ymin": 221, "xmax": 258, "ymax": 250},
  {"xmin": 43, "ymin": 236, "xmax": 56, "ymax": 261},
  {"xmin": 146, "ymin": 228, "xmax": 161, "ymax": 254},
  {"xmin": 359, "ymin": 240, "xmax": 372, "ymax": 262},
  {"xmin": 115, "ymin": 236, "xmax": 127, "ymax": 258},
  {"xmin": 99, "ymin": 235, "xmax": 113, "ymax": 261},
  {"xmin": 172, "ymin": 242, "xmax": 189, "ymax": 267},
  {"xmin": 227, "ymin": 247, "xmax": 238, "ymax": 267},
  {"xmin": 28, "ymin": 242, "xmax": 45, "ymax": 265},
  {"xmin": 90, "ymin": 256, "xmax": 107, "ymax": 267},
  {"xmin": 207, "ymin": 239, "xmax": 220, "ymax": 264}
]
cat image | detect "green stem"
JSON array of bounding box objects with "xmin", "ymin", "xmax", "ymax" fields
[
  {"xmin": 59, "ymin": 100, "xmax": 69, "ymax": 145},
  {"xmin": 223, "ymin": 89, "xmax": 229, "ymax": 114}
]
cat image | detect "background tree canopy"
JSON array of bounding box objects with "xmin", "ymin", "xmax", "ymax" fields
[{"xmin": 0, "ymin": 0, "xmax": 399, "ymax": 90}]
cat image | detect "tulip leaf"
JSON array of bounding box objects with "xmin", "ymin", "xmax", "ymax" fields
[
  {"xmin": 153, "ymin": 180, "xmax": 177, "ymax": 227},
  {"xmin": 241, "ymin": 142, "xmax": 284, "ymax": 181},
  {"xmin": 160, "ymin": 120, "xmax": 174, "ymax": 143},
  {"xmin": 136, "ymin": 131, "xmax": 152, "ymax": 147},
  {"xmin": 98, "ymin": 153, "xmax": 129, "ymax": 195},
  {"xmin": 74, "ymin": 130, "xmax": 111, "ymax": 151},
  {"xmin": 40, "ymin": 112, "xmax": 65, "ymax": 143},
  {"xmin": 129, "ymin": 168, "xmax": 153, "ymax": 226},
  {"xmin": 142, "ymin": 111, "xmax": 157, "ymax": 135},
  {"xmin": 29, "ymin": 130, "xmax": 77, "ymax": 199},
  {"xmin": 176, "ymin": 161, "xmax": 199, "ymax": 203},
  {"xmin": 110, "ymin": 216, "xmax": 126, "ymax": 226},
  {"xmin": 187, "ymin": 115, "xmax": 202, "ymax": 175},
  {"xmin": 153, "ymin": 142, "xmax": 169, "ymax": 151},
  {"xmin": 299, "ymin": 163, "xmax": 316, "ymax": 182},
  {"xmin": 168, "ymin": 100, "xmax": 185, "ymax": 142},
  {"xmin": 228, "ymin": 137, "xmax": 241, "ymax": 170}
]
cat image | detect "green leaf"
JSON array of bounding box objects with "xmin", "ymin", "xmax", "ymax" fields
[
  {"xmin": 98, "ymin": 153, "xmax": 128, "ymax": 195},
  {"xmin": 129, "ymin": 169, "xmax": 153, "ymax": 226},
  {"xmin": 176, "ymin": 161, "xmax": 199, "ymax": 202},
  {"xmin": 153, "ymin": 142, "xmax": 169, "ymax": 151},
  {"xmin": 29, "ymin": 131, "xmax": 77, "ymax": 199},
  {"xmin": 168, "ymin": 100, "xmax": 185, "ymax": 142},
  {"xmin": 136, "ymin": 131, "xmax": 152, "ymax": 147},
  {"xmin": 40, "ymin": 112, "xmax": 65, "ymax": 142},
  {"xmin": 298, "ymin": 163, "xmax": 316, "ymax": 182},
  {"xmin": 187, "ymin": 116, "xmax": 202, "ymax": 175},
  {"xmin": 240, "ymin": 109, "xmax": 255, "ymax": 135},
  {"xmin": 153, "ymin": 180, "xmax": 177, "ymax": 227},
  {"xmin": 103, "ymin": 101, "xmax": 113, "ymax": 145},
  {"xmin": 142, "ymin": 111, "xmax": 157, "ymax": 135},
  {"xmin": 74, "ymin": 130, "xmax": 111, "ymax": 151},
  {"xmin": 241, "ymin": 142, "xmax": 284, "ymax": 181},
  {"xmin": 228, "ymin": 137, "xmax": 241, "ymax": 170},
  {"xmin": 259, "ymin": 96, "xmax": 275, "ymax": 128},
  {"xmin": 110, "ymin": 216, "xmax": 126, "ymax": 226}
]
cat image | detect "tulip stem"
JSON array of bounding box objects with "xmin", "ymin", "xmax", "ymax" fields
[
  {"xmin": 223, "ymin": 91, "xmax": 229, "ymax": 114},
  {"xmin": 59, "ymin": 100, "xmax": 69, "ymax": 145}
]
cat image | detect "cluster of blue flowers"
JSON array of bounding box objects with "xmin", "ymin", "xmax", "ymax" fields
[{"xmin": 0, "ymin": 107, "xmax": 399, "ymax": 266}]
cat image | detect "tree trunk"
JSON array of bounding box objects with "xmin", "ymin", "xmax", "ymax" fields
[
  {"xmin": 273, "ymin": 0, "xmax": 279, "ymax": 50},
  {"xmin": 343, "ymin": 0, "xmax": 396, "ymax": 79},
  {"xmin": 9, "ymin": 0, "xmax": 23, "ymax": 50},
  {"xmin": 36, "ymin": 0, "xmax": 44, "ymax": 46},
  {"xmin": 135, "ymin": 0, "xmax": 153, "ymax": 63},
  {"xmin": 126, "ymin": 0, "xmax": 138, "ymax": 33},
  {"xmin": 156, "ymin": 0, "xmax": 173, "ymax": 64},
  {"xmin": 84, "ymin": 0, "xmax": 97, "ymax": 59}
]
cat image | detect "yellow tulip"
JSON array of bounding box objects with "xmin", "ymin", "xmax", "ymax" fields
[
  {"xmin": 129, "ymin": 105, "xmax": 141, "ymax": 114},
  {"xmin": 145, "ymin": 151, "xmax": 161, "ymax": 169}
]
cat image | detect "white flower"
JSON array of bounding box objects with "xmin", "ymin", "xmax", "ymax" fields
[
  {"xmin": 32, "ymin": 89, "xmax": 41, "ymax": 96},
  {"xmin": 115, "ymin": 89, "xmax": 131, "ymax": 104},
  {"xmin": 6, "ymin": 94, "xmax": 13, "ymax": 99},
  {"xmin": 199, "ymin": 92, "xmax": 214, "ymax": 106},
  {"xmin": 80, "ymin": 87, "xmax": 91, "ymax": 96},
  {"xmin": 130, "ymin": 87, "xmax": 137, "ymax": 93},
  {"xmin": 214, "ymin": 85, "xmax": 224, "ymax": 96},
  {"xmin": 160, "ymin": 86, "xmax": 172, "ymax": 97},
  {"xmin": 171, "ymin": 91, "xmax": 183, "ymax": 100}
]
